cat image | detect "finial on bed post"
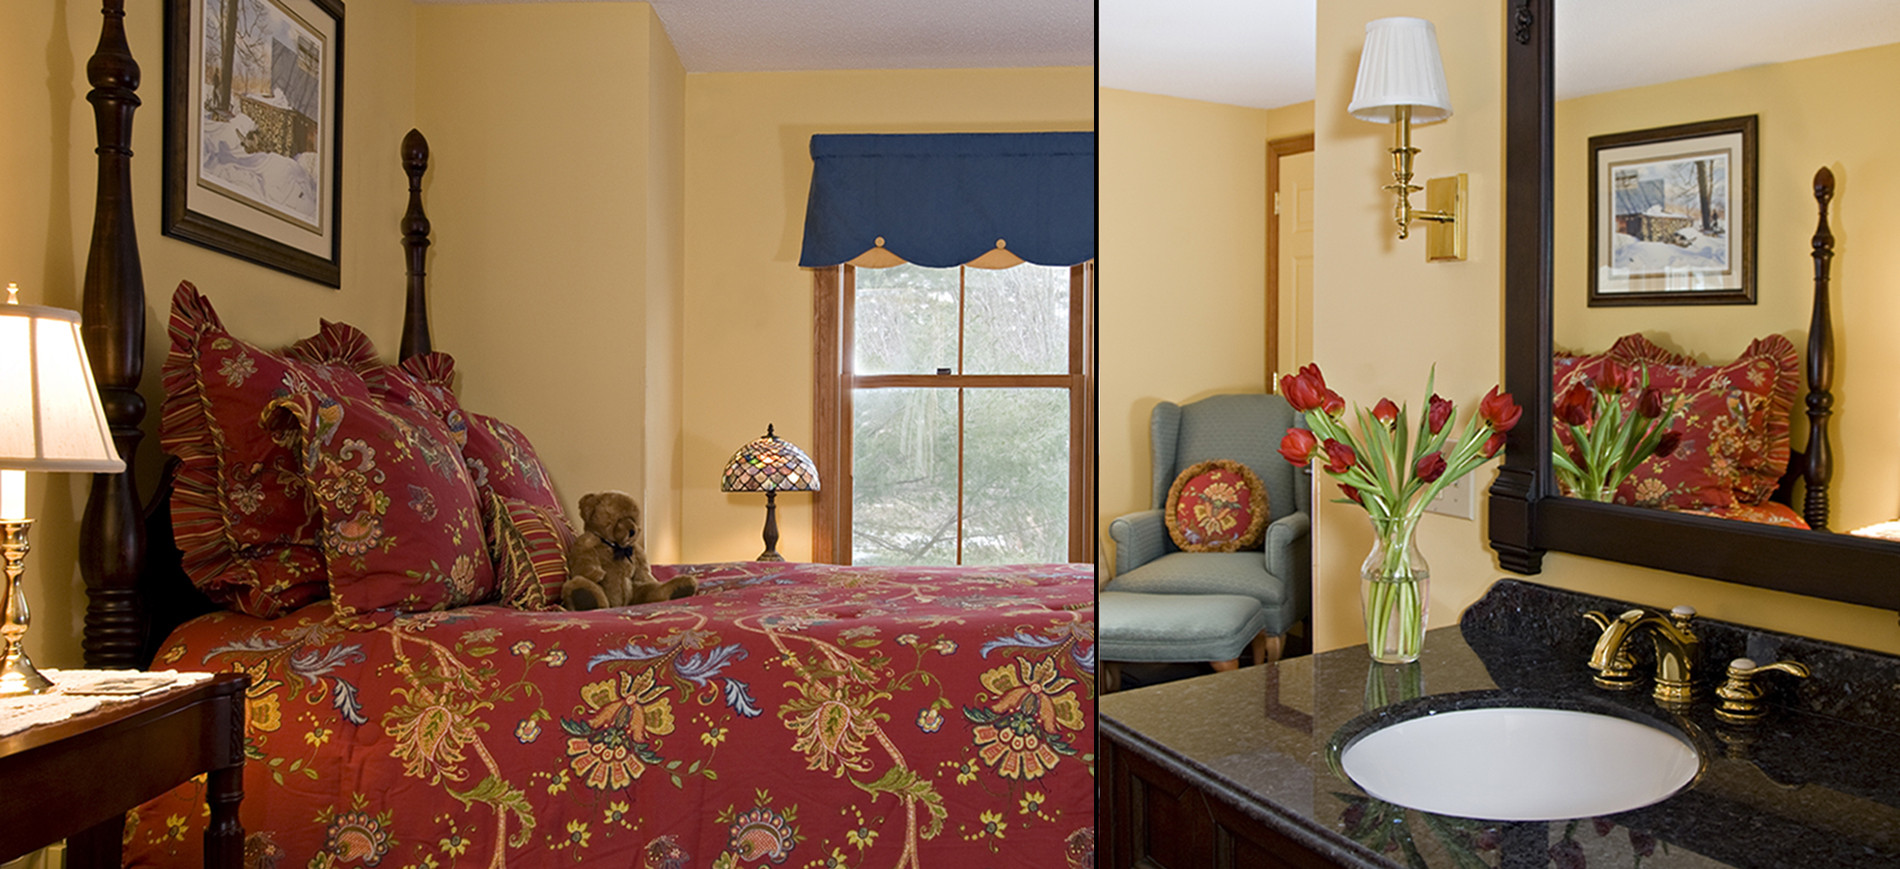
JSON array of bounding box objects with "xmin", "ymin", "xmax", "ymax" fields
[
  {"xmin": 1804, "ymin": 167, "xmax": 1836, "ymax": 531},
  {"xmin": 400, "ymin": 129, "xmax": 433, "ymax": 361},
  {"xmin": 79, "ymin": 0, "xmax": 148, "ymax": 669}
]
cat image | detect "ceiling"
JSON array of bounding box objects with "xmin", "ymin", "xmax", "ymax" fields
[
  {"xmin": 417, "ymin": 0, "xmax": 1095, "ymax": 73},
  {"xmin": 1100, "ymin": 0, "xmax": 1900, "ymax": 110}
]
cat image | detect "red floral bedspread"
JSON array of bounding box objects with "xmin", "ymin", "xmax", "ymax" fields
[{"xmin": 125, "ymin": 562, "xmax": 1096, "ymax": 868}]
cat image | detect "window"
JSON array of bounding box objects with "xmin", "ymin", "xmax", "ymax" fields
[{"xmin": 813, "ymin": 262, "xmax": 1094, "ymax": 565}]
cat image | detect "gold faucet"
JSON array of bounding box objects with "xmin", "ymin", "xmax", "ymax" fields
[
  {"xmin": 1714, "ymin": 657, "xmax": 1809, "ymax": 723},
  {"xmin": 1587, "ymin": 605, "xmax": 1700, "ymax": 707}
]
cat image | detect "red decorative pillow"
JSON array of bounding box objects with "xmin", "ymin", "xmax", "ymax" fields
[
  {"xmin": 383, "ymin": 354, "xmax": 564, "ymax": 521},
  {"xmin": 267, "ymin": 388, "xmax": 495, "ymax": 626},
  {"xmin": 1164, "ymin": 459, "xmax": 1269, "ymax": 552},
  {"xmin": 486, "ymin": 493, "xmax": 573, "ymax": 611},
  {"xmin": 1552, "ymin": 334, "xmax": 1797, "ymax": 511},
  {"xmin": 160, "ymin": 282, "xmax": 372, "ymax": 617}
]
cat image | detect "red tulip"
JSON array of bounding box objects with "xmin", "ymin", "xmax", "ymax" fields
[
  {"xmin": 1278, "ymin": 428, "xmax": 1319, "ymax": 466},
  {"xmin": 1479, "ymin": 386, "xmax": 1522, "ymax": 433},
  {"xmin": 1319, "ymin": 387, "xmax": 1346, "ymax": 417},
  {"xmin": 1637, "ymin": 387, "xmax": 1664, "ymax": 419},
  {"xmin": 1554, "ymin": 386, "xmax": 1593, "ymax": 426},
  {"xmin": 1339, "ymin": 483, "xmax": 1364, "ymax": 505},
  {"xmin": 1655, "ymin": 429, "xmax": 1683, "ymax": 458},
  {"xmin": 1597, "ymin": 359, "xmax": 1638, "ymax": 395},
  {"xmin": 1414, "ymin": 451, "xmax": 1447, "ymax": 483},
  {"xmin": 1482, "ymin": 431, "xmax": 1508, "ymax": 458},
  {"xmin": 1280, "ymin": 368, "xmax": 1325, "ymax": 413},
  {"xmin": 1322, "ymin": 439, "xmax": 1357, "ymax": 474},
  {"xmin": 1372, "ymin": 398, "xmax": 1399, "ymax": 426},
  {"xmin": 1427, "ymin": 393, "xmax": 1454, "ymax": 434}
]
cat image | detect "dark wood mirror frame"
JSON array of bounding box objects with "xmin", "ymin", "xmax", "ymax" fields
[{"xmin": 1489, "ymin": 0, "xmax": 1900, "ymax": 613}]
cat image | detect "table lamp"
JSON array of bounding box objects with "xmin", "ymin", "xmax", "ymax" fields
[
  {"xmin": 720, "ymin": 424, "xmax": 819, "ymax": 561},
  {"xmin": 0, "ymin": 284, "xmax": 125, "ymax": 695}
]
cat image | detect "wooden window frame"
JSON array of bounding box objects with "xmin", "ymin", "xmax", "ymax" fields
[{"xmin": 812, "ymin": 262, "xmax": 1095, "ymax": 565}]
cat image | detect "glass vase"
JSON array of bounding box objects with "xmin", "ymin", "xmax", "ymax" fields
[{"xmin": 1361, "ymin": 515, "xmax": 1430, "ymax": 664}]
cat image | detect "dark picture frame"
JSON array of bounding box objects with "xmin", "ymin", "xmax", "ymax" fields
[
  {"xmin": 163, "ymin": 0, "xmax": 344, "ymax": 287},
  {"xmin": 1587, "ymin": 115, "xmax": 1756, "ymax": 306}
]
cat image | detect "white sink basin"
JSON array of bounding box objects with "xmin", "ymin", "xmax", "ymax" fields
[{"xmin": 1338, "ymin": 707, "xmax": 1700, "ymax": 821}]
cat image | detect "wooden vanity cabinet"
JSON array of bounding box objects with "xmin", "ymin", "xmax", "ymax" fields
[{"xmin": 1103, "ymin": 729, "xmax": 1348, "ymax": 869}]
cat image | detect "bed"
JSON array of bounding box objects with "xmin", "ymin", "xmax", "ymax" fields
[
  {"xmin": 1548, "ymin": 169, "xmax": 1838, "ymax": 531},
  {"xmin": 70, "ymin": 4, "xmax": 1095, "ymax": 867}
]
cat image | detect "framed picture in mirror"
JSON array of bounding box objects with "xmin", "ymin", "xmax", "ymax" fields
[{"xmin": 1587, "ymin": 115, "xmax": 1757, "ymax": 306}]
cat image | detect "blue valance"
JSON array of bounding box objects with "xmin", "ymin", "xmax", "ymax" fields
[{"xmin": 798, "ymin": 132, "xmax": 1095, "ymax": 268}]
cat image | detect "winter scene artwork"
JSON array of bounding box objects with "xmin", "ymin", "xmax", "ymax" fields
[
  {"xmin": 197, "ymin": 0, "xmax": 325, "ymax": 229},
  {"xmin": 1607, "ymin": 152, "xmax": 1729, "ymax": 280},
  {"xmin": 1588, "ymin": 117, "xmax": 1756, "ymax": 306},
  {"xmin": 164, "ymin": 0, "xmax": 342, "ymax": 286}
]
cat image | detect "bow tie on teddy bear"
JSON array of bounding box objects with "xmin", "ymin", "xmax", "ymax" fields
[{"xmin": 562, "ymin": 491, "xmax": 697, "ymax": 610}]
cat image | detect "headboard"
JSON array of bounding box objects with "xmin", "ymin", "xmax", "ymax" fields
[{"xmin": 77, "ymin": 0, "xmax": 437, "ymax": 668}]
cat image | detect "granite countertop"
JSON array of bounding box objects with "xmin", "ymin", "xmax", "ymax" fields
[{"xmin": 1099, "ymin": 579, "xmax": 1900, "ymax": 869}]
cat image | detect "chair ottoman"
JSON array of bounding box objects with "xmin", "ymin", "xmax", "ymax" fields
[{"xmin": 1098, "ymin": 591, "xmax": 1270, "ymax": 691}]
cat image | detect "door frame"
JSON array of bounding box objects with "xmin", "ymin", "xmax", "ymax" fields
[{"xmin": 1266, "ymin": 133, "xmax": 1315, "ymax": 388}]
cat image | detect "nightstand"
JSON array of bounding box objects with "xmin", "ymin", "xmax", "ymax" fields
[{"xmin": 0, "ymin": 673, "xmax": 248, "ymax": 869}]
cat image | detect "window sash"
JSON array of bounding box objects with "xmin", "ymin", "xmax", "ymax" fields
[{"xmin": 812, "ymin": 263, "xmax": 1094, "ymax": 565}]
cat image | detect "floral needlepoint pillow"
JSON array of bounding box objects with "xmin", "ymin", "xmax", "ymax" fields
[{"xmin": 1164, "ymin": 459, "xmax": 1269, "ymax": 552}]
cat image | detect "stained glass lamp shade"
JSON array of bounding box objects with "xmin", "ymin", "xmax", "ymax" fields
[{"xmin": 721, "ymin": 424, "xmax": 820, "ymax": 561}]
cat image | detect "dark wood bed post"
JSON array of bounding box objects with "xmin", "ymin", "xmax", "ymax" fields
[
  {"xmin": 1804, "ymin": 167, "xmax": 1836, "ymax": 531},
  {"xmin": 400, "ymin": 129, "xmax": 433, "ymax": 359},
  {"xmin": 79, "ymin": 0, "xmax": 148, "ymax": 670}
]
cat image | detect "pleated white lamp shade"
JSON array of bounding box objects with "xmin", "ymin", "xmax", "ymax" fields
[
  {"xmin": 0, "ymin": 300, "xmax": 124, "ymax": 474},
  {"xmin": 1347, "ymin": 17, "xmax": 1454, "ymax": 124}
]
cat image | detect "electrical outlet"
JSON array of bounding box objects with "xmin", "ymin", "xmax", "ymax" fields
[{"xmin": 1425, "ymin": 475, "xmax": 1475, "ymax": 520}]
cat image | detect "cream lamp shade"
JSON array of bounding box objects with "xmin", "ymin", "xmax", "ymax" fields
[
  {"xmin": 1347, "ymin": 17, "xmax": 1454, "ymax": 124},
  {"xmin": 0, "ymin": 298, "xmax": 125, "ymax": 476}
]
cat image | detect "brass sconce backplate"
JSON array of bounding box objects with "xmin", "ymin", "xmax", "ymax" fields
[{"xmin": 1425, "ymin": 174, "xmax": 1467, "ymax": 262}]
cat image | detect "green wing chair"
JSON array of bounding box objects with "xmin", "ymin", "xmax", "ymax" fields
[{"xmin": 1104, "ymin": 393, "xmax": 1311, "ymax": 661}]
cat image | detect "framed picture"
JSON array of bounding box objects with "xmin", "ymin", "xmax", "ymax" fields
[
  {"xmin": 1587, "ymin": 115, "xmax": 1756, "ymax": 306},
  {"xmin": 163, "ymin": 0, "xmax": 344, "ymax": 288}
]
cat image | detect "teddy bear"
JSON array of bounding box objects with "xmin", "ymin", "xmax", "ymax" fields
[{"xmin": 562, "ymin": 491, "xmax": 696, "ymax": 610}]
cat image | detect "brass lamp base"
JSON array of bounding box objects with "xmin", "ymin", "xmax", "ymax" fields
[{"xmin": 0, "ymin": 519, "xmax": 50, "ymax": 696}]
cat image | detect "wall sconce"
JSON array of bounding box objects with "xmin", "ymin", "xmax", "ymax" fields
[{"xmin": 1348, "ymin": 16, "xmax": 1466, "ymax": 262}]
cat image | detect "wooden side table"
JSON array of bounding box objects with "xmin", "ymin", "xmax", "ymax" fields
[{"xmin": 0, "ymin": 673, "xmax": 248, "ymax": 868}]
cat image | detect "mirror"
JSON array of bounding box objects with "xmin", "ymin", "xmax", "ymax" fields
[
  {"xmin": 1551, "ymin": 2, "xmax": 1900, "ymax": 534},
  {"xmin": 1492, "ymin": 0, "xmax": 1900, "ymax": 612}
]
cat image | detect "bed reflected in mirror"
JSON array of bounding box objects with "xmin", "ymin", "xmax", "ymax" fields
[{"xmin": 1548, "ymin": 0, "xmax": 1900, "ymax": 538}]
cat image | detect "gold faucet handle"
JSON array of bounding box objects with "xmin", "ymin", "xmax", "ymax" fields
[
  {"xmin": 1714, "ymin": 657, "xmax": 1810, "ymax": 723},
  {"xmin": 1583, "ymin": 610, "xmax": 1640, "ymax": 689}
]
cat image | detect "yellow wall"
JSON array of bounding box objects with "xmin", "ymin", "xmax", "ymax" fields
[
  {"xmin": 1554, "ymin": 41, "xmax": 1900, "ymax": 534},
  {"xmin": 1312, "ymin": 2, "xmax": 1900, "ymax": 655},
  {"xmin": 0, "ymin": 1, "xmax": 418, "ymax": 669},
  {"xmin": 1096, "ymin": 88, "xmax": 1313, "ymax": 572},
  {"xmin": 415, "ymin": 3, "xmax": 683, "ymax": 557},
  {"xmin": 679, "ymin": 67, "xmax": 1092, "ymax": 563}
]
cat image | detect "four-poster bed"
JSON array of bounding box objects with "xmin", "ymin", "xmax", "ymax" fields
[{"xmin": 72, "ymin": 3, "xmax": 1095, "ymax": 867}]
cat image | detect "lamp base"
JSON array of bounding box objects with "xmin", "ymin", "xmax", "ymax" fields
[
  {"xmin": 0, "ymin": 648, "xmax": 51, "ymax": 697},
  {"xmin": 0, "ymin": 519, "xmax": 50, "ymax": 696},
  {"xmin": 756, "ymin": 491, "xmax": 783, "ymax": 562}
]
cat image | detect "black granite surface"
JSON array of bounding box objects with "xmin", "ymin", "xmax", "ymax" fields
[{"xmin": 1099, "ymin": 579, "xmax": 1900, "ymax": 868}]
